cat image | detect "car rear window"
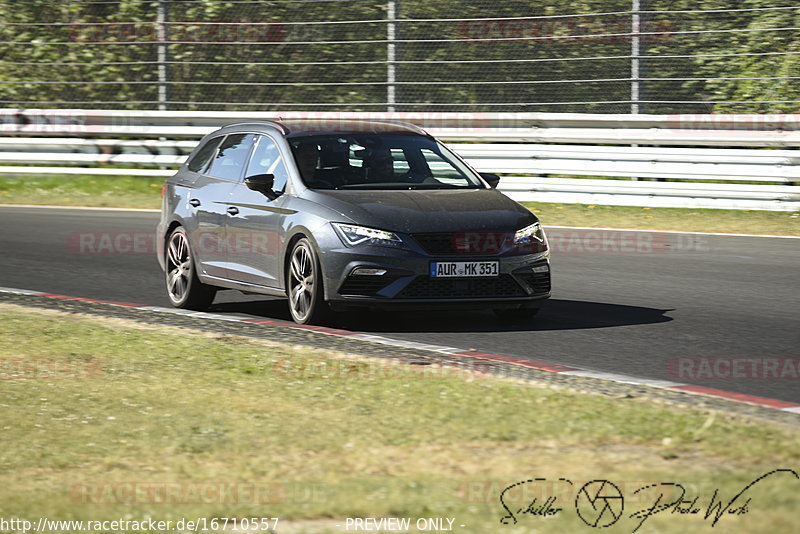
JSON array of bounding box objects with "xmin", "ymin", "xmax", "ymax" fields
[
  {"xmin": 186, "ymin": 136, "xmax": 223, "ymax": 173},
  {"xmin": 206, "ymin": 134, "xmax": 258, "ymax": 181}
]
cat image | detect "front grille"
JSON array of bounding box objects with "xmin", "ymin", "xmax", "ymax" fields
[
  {"xmin": 397, "ymin": 275, "xmax": 525, "ymax": 299},
  {"xmin": 516, "ymin": 271, "xmax": 551, "ymax": 296},
  {"xmin": 411, "ymin": 233, "xmax": 459, "ymax": 255},
  {"xmin": 339, "ymin": 275, "xmax": 398, "ymax": 296},
  {"xmin": 411, "ymin": 231, "xmax": 538, "ymax": 256}
]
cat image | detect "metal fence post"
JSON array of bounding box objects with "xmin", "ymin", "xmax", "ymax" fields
[
  {"xmin": 387, "ymin": 0, "xmax": 397, "ymax": 112},
  {"xmin": 157, "ymin": 0, "xmax": 168, "ymax": 111},
  {"xmin": 631, "ymin": 0, "xmax": 640, "ymax": 115},
  {"xmin": 631, "ymin": 0, "xmax": 642, "ymax": 181}
]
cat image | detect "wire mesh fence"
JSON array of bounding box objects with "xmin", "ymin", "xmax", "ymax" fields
[{"xmin": 0, "ymin": 0, "xmax": 798, "ymax": 113}]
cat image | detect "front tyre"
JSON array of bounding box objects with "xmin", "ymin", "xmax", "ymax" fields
[
  {"xmin": 165, "ymin": 226, "xmax": 216, "ymax": 310},
  {"xmin": 287, "ymin": 238, "xmax": 332, "ymax": 325}
]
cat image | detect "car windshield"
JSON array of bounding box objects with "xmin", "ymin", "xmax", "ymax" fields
[{"xmin": 288, "ymin": 133, "xmax": 485, "ymax": 190}]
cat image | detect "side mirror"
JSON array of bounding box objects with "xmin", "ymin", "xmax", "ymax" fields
[
  {"xmin": 244, "ymin": 174, "xmax": 279, "ymax": 200},
  {"xmin": 480, "ymin": 173, "xmax": 501, "ymax": 189}
]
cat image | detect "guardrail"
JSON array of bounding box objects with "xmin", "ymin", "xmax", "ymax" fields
[{"xmin": 1, "ymin": 110, "xmax": 798, "ymax": 211}]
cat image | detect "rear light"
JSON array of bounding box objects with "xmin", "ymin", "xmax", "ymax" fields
[{"xmin": 161, "ymin": 184, "xmax": 167, "ymax": 198}]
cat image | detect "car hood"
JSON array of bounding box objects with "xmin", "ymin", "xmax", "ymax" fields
[{"xmin": 301, "ymin": 188, "xmax": 536, "ymax": 234}]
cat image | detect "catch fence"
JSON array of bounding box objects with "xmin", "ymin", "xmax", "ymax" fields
[{"xmin": 1, "ymin": 1, "xmax": 799, "ymax": 113}]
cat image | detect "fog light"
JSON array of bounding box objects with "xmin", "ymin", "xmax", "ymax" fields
[
  {"xmin": 352, "ymin": 267, "xmax": 387, "ymax": 276},
  {"xmin": 532, "ymin": 265, "xmax": 550, "ymax": 273}
]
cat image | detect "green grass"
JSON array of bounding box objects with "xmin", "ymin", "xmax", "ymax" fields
[
  {"xmin": 0, "ymin": 175, "xmax": 164, "ymax": 209},
  {"xmin": 525, "ymin": 202, "xmax": 800, "ymax": 236},
  {"xmin": 0, "ymin": 305, "xmax": 798, "ymax": 533}
]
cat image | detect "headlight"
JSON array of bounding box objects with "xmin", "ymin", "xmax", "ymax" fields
[
  {"xmin": 513, "ymin": 222, "xmax": 548, "ymax": 252},
  {"xmin": 332, "ymin": 223, "xmax": 405, "ymax": 248}
]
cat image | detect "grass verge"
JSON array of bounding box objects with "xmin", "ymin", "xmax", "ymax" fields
[
  {"xmin": 0, "ymin": 175, "xmax": 164, "ymax": 209},
  {"xmin": 0, "ymin": 304, "xmax": 798, "ymax": 533}
]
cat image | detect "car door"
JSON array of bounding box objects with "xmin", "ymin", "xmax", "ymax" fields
[
  {"xmin": 192, "ymin": 133, "xmax": 257, "ymax": 280},
  {"xmin": 224, "ymin": 134, "xmax": 291, "ymax": 288},
  {"xmin": 181, "ymin": 135, "xmax": 230, "ymax": 279}
]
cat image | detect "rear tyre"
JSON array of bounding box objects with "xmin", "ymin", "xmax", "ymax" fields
[
  {"xmin": 493, "ymin": 306, "xmax": 541, "ymax": 320},
  {"xmin": 165, "ymin": 226, "xmax": 216, "ymax": 311},
  {"xmin": 287, "ymin": 238, "xmax": 332, "ymax": 325}
]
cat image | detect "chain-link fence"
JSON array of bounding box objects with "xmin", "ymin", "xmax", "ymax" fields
[{"xmin": 1, "ymin": 0, "xmax": 798, "ymax": 113}]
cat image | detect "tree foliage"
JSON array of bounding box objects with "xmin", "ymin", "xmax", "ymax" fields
[{"xmin": 0, "ymin": 0, "xmax": 797, "ymax": 112}]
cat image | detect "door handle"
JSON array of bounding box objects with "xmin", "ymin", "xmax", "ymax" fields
[
  {"xmin": 189, "ymin": 198, "xmax": 201, "ymax": 207},
  {"xmin": 227, "ymin": 206, "xmax": 239, "ymax": 215}
]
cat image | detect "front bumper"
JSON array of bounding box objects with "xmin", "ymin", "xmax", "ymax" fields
[{"xmin": 318, "ymin": 234, "xmax": 551, "ymax": 311}]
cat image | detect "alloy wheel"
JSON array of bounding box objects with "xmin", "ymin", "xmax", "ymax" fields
[
  {"xmin": 164, "ymin": 227, "xmax": 216, "ymax": 310},
  {"xmin": 166, "ymin": 229, "xmax": 192, "ymax": 304},
  {"xmin": 288, "ymin": 241, "xmax": 316, "ymax": 322}
]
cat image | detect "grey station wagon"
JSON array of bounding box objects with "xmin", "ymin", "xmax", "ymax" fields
[{"xmin": 157, "ymin": 120, "xmax": 551, "ymax": 324}]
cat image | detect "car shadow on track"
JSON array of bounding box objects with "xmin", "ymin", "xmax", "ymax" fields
[
  {"xmin": 209, "ymin": 296, "xmax": 673, "ymax": 333},
  {"xmin": 343, "ymin": 299, "xmax": 674, "ymax": 333}
]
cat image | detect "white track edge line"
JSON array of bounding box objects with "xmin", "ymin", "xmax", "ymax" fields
[
  {"xmin": 561, "ymin": 369, "xmax": 686, "ymax": 388},
  {"xmin": 3, "ymin": 285, "xmax": 800, "ymax": 412},
  {"xmin": 349, "ymin": 333, "xmax": 463, "ymax": 354},
  {"xmin": 0, "ymin": 287, "xmax": 46, "ymax": 296}
]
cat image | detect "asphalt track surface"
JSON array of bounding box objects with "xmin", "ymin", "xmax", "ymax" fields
[{"xmin": 2, "ymin": 206, "xmax": 798, "ymax": 405}]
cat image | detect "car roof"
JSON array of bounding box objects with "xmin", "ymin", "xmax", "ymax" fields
[{"xmin": 219, "ymin": 119, "xmax": 430, "ymax": 138}]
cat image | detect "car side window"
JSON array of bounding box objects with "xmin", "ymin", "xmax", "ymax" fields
[
  {"xmin": 206, "ymin": 134, "xmax": 257, "ymax": 181},
  {"xmin": 390, "ymin": 148, "xmax": 410, "ymax": 174},
  {"xmin": 186, "ymin": 136, "xmax": 223, "ymax": 173},
  {"xmin": 246, "ymin": 135, "xmax": 289, "ymax": 193}
]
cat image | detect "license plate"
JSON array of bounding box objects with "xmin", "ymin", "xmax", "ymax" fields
[{"xmin": 430, "ymin": 261, "xmax": 499, "ymax": 278}]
